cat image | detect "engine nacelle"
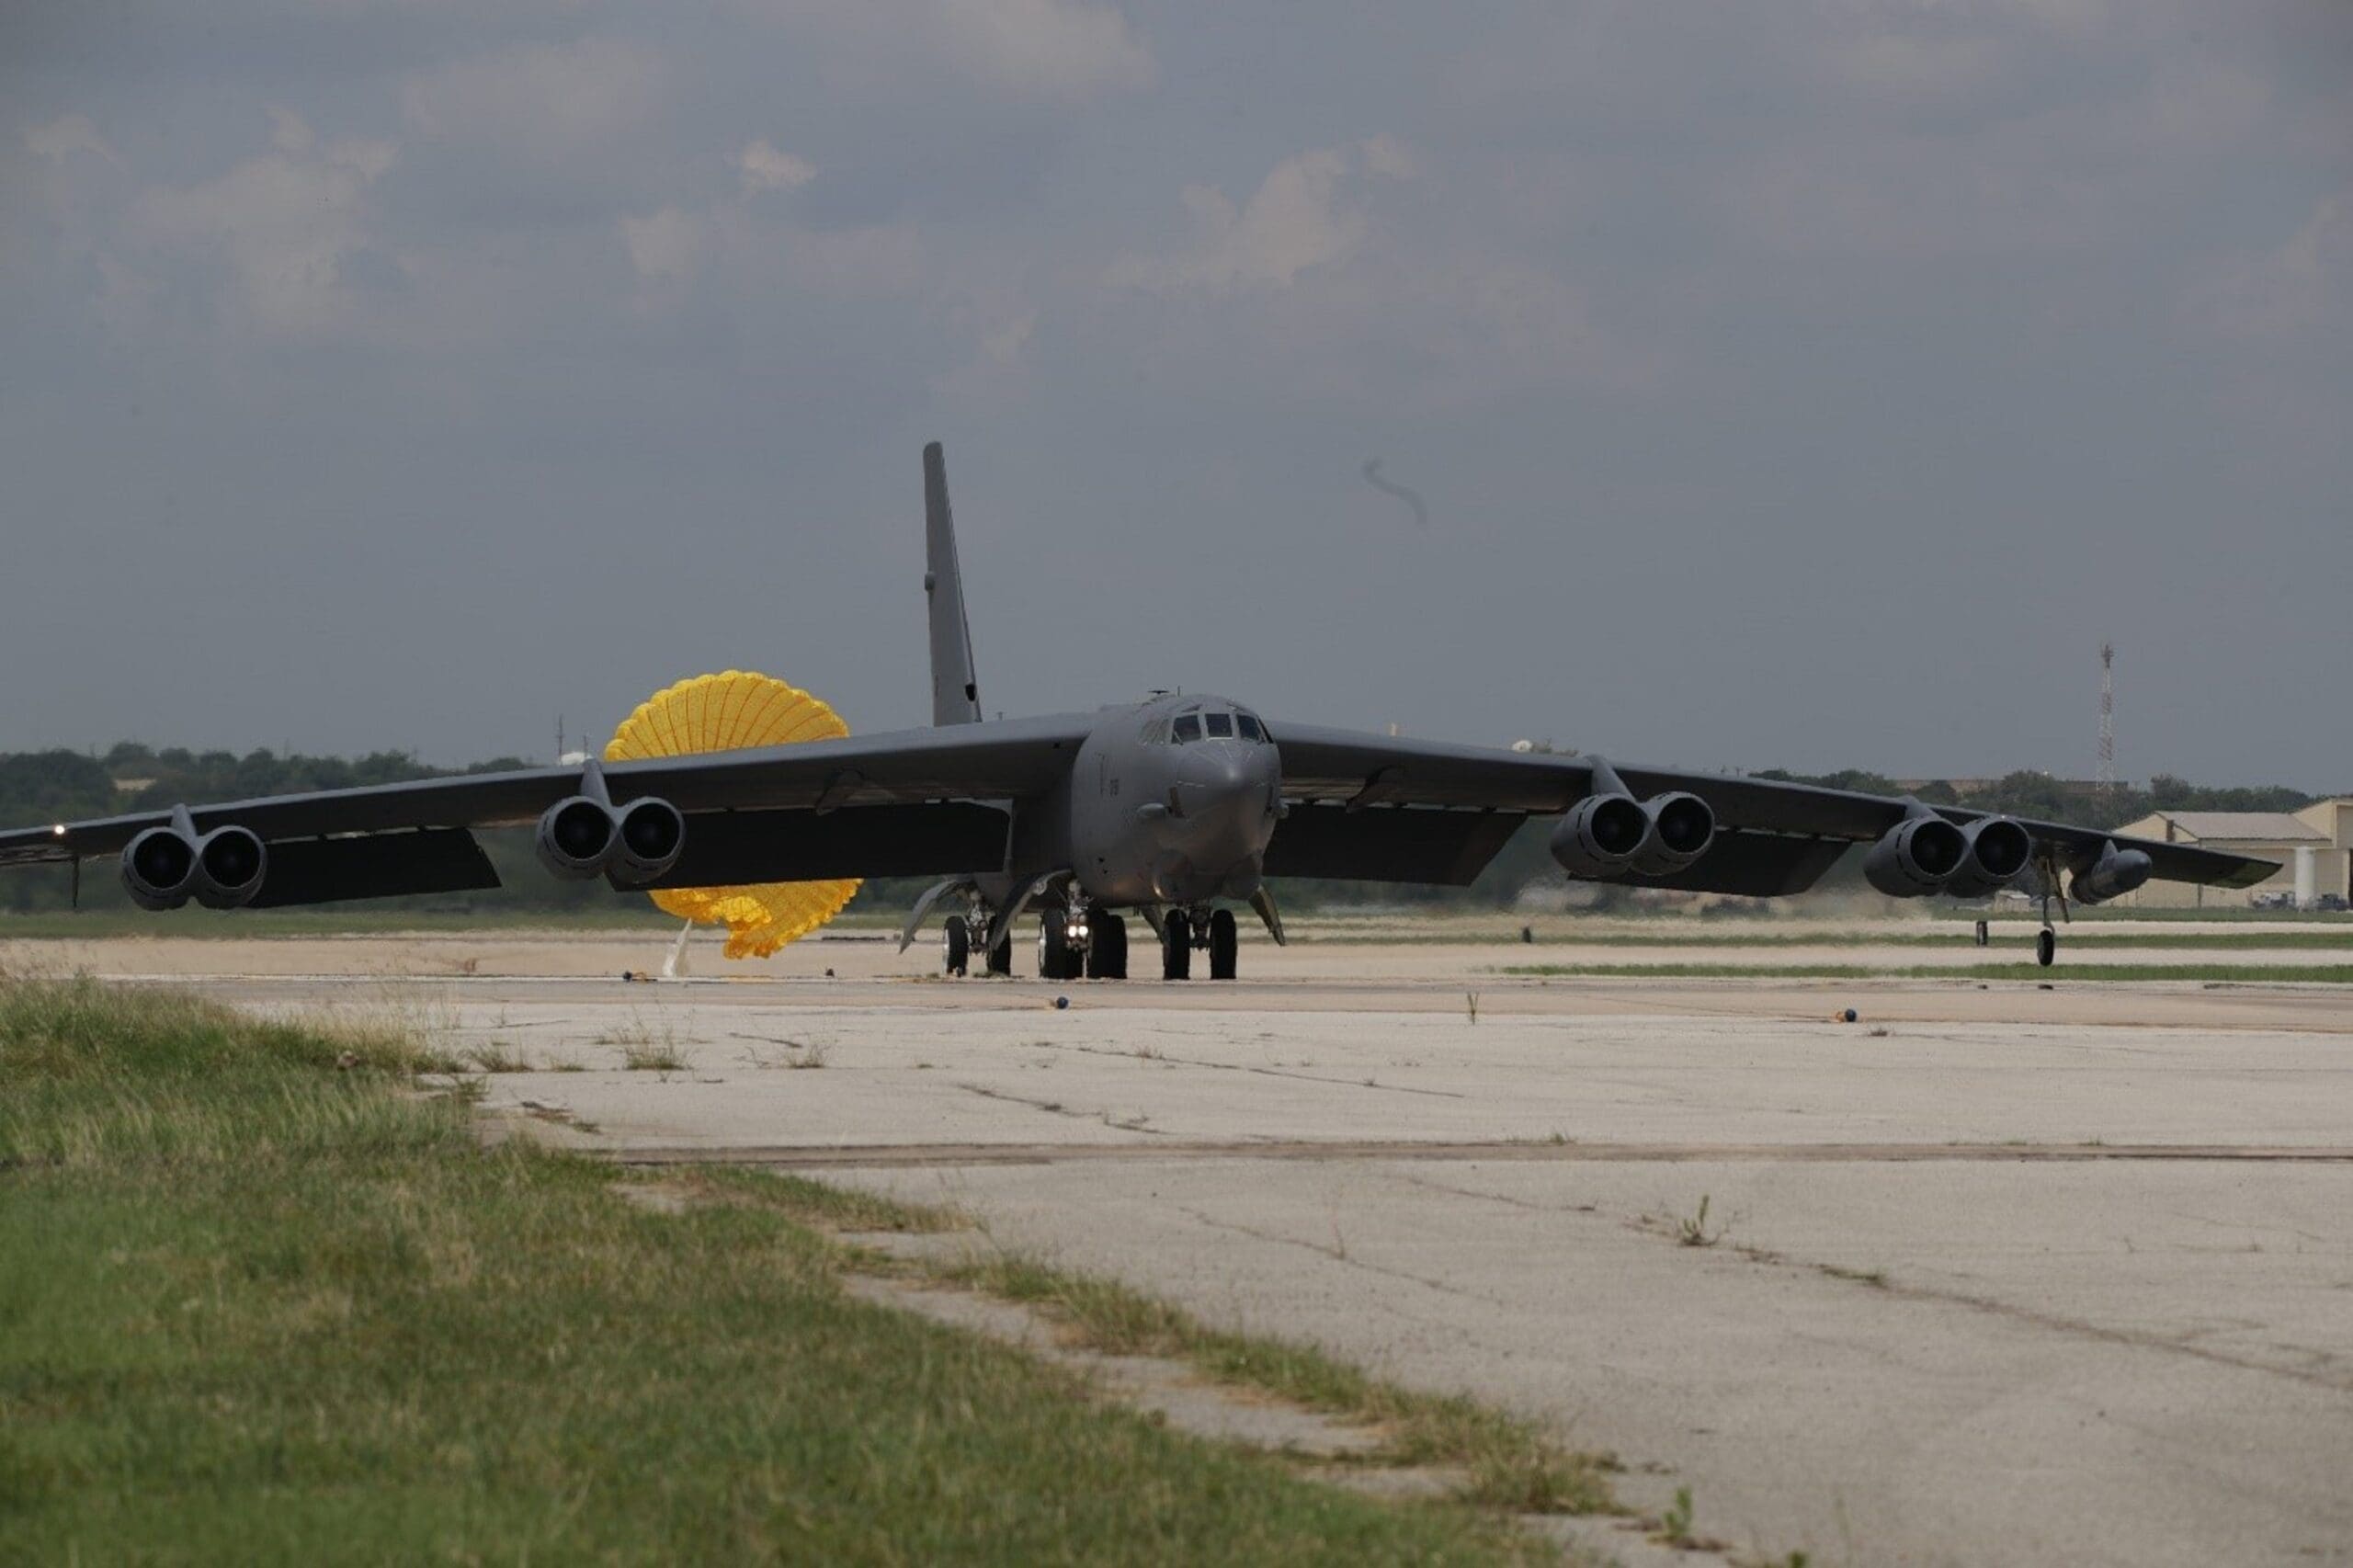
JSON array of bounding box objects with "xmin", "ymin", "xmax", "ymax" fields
[
  {"xmin": 1943, "ymin": 817, "xmax": 2034, "ymax": 900},
  {"xmin": 2070, "ymin": 841, "xmax": 2153, "ymax": 905},
  {"xmin": 609, "ymin": 797, "xmax": 686, "ymax": 887},
  {"xmin": 1628, "ymin": 792, "xmax": 1716, "ymax": 877},
  {"xmin": 1551, "ymin": 793, "xmax": 1651, "ymax": 877},
  {"xmin": 120, "ymin": 824, "xmax": 267, "ymax": 911},
  {"xmin": 537, "ymin": 796, "xmax": 619, "ymax": 881},
  {"xmin": 193, "ymin": 826, "xmax": 267, "ymax": 909},
  {"xmin": 535, "ymin": 794, "xmax": 686, "ymax": 884},
  {"xmin": 122, "ymin": 826, "xmax": 201, "ymax": 911},
  {"xmin": 1862, "ymin": 815, "xmax": 1970, "ymax": 898}
]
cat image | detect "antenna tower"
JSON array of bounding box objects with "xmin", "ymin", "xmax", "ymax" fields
[{"xmin": 2096, "ymin": 642, "xmax": 2115, "ymax": 795}]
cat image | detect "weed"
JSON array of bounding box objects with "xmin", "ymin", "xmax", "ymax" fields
[
  {"xmin": 621, "ymin": 1042, "xmax": 687, "ymax": 1072},
  {"xmin": 1657, "ymin": 1485, "xmax": 1696, "ymax": 1547},
  {"xmin": 1677, "ymin": 1195, "xmax": 1719, "ymax": 1248},
  {"xmin": 462, "ymin": 1043, "xmax": 531, "ymax": 1074},
  {"xmin": 786, "ymin": 1042, "xmax": 830, "ymax": 1070},
  {"xmin": 1465, "ymin": 991, "xmax": 1481, "ymax": 1025}
]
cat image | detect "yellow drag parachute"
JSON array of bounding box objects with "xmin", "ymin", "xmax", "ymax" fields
[{"xmin": 603, "ymin": 671, "xmax": 858, "ymax": 959}]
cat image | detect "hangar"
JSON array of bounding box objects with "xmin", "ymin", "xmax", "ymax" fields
[{"xmin": 2110, "ymin": 801, "xmax": 2353, "ymax": 908}]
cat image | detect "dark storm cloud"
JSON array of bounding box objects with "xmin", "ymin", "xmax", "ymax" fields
[{"xmin": 1, "ymin": 0, "xmax": 2347, "ymax": 787}]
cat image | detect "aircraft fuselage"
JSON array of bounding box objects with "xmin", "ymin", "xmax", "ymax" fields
[{"xmin": 980, "ymin": 691, "xmax": 1280, "ymax": 911}]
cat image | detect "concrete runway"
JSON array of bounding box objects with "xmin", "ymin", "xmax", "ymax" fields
[{"xmin": 41, "ymin": 927, "xmax": 2353, "ymax": 1566}]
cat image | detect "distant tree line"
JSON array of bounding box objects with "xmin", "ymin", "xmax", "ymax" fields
[{"xmin": 0, "ymin": 744, "xmax": 2332, "ymax": 916}]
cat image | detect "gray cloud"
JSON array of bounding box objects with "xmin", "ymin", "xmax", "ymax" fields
[{"xmin": 1, "ymin": 0, "xmax": 2347, "ymax": 789}]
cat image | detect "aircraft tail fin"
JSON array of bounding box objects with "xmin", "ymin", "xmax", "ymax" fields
[{"xmin": 923, "ymin": 441, "xmax": 983, "ymax": 726}]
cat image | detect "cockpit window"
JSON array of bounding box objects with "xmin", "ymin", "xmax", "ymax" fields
[
  {"xmin": 1204, "ymin": 711, "xmax": 1234, "ymax": 738},
  {"xmin": 1234, "ymin": 714, "xmax": 1262, "ymax": 742},
  {"xmin": 1172, "ymin": 712, "xmax": 1202, "ymax": 743}
]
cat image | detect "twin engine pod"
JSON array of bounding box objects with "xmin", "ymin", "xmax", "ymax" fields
[
  {"xmin": 120, "ymin": 824, "xmax": 267, "ymax": 911},
  {"xmin": 1550, "ymin": 791, "xmax": 1718, "ymax": 880},
  {"xmin": 1862, "ymin": 814, "xmax": 2033, "ymax": 899},
  {"xmin": 535, "ymin": 795, "xmax": 686, "ymax": 887}
]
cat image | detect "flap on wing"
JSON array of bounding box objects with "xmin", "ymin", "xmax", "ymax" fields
[
  {"xmin": 641, "ymin": 801, "xmax": 1011, "ymax": 889},
  {"xmin": 1263, "ymin": 805, "xmax": 1527, "ymax": 886},
  {"xmin": 1580, "ymin": 830, "xmax": 1853, "ymax": 898},
  {"xmin": 249, "ymin": 829, "xmax": 502, "ymax": 908}
]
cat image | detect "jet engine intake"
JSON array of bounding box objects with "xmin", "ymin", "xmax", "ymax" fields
[
  {"xmin": 121, "ymin": 824, "xmax": 268, "ymax": 910},
  {"xmin": 1862, "ymin": 815, "xmax": 1969, "ymax": 898},
  {"xmin": 537, "ymin": 797, "xmax": 620, "ymax": 880},
  {"xmin": 1551, "ymin": 793, "xmax": 1651, "ymax": 877},
  {"xmin": 534, "ymin": 794, "xmax": 687, "ymax": 884},
  {"xmin": 193, "ymin": 826, "xmax": 267, "ymax": 909},
  {"xmin": 609, "ymin": 797, "xmax": 686, "ymax": 886},
  {"xmin": 1943, "ymin": 816, "xmax": 2034, "ymax": 900},
  {"xmin": 2071, "ymin": 841, "xmax": 2154, "ymax": 905},
  {"xmin": 1552, "ymin": 791, "xmax": 1719, "ymax": 880},
  {"xmin": 122, "ymin": 826, "xmax": 201, "ymax": 911},
  {"xmin": 1628, "ymin": 792, "xmax": 1716, "ymax": 877}
]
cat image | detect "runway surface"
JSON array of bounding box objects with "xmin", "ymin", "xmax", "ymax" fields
[{"xmin": 22, "ymin": 924, "xmax": 2353, "ymax": 1566}]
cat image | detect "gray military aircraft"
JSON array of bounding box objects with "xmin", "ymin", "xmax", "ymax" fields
[{"xmin": 0, "ymin": 443, "xmax": 2275, "ymax": 975}]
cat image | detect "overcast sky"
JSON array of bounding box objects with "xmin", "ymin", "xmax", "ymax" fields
[{"xmin": 3, "ymin": 1, "xmax": 2347, "ymax": 787}]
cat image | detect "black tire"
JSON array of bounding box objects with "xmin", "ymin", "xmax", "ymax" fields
[
  {"xmin": 1162, "ymin": 910, "xmax": 1191, "ymax": 981},
  {"xmin": 1085, "ymin": 909, "xmax": 1127, "ymax": 980},
  {"xmin": 943, "ymin": 915, "xmax": 971, "ymax": 976},
  {"xmin": 1209, "ymin": 907, "xmax": 1239, "ymax": 980},
  {"xmin": 1040, "ymin": 911, "xmax": 1074, "ymax": 981},
  {"xmin": 986, "ymin": 924, "xmax": 1013, "ymax": 976},
  {"xmin": 2037, "ymin": 927, "xmax": 2056, "ymax": 968}
]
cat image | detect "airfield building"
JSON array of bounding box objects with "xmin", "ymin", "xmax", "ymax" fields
[{"xmin": 2109, "ymin": 801, "xmax": 2353, "ymax": 909}]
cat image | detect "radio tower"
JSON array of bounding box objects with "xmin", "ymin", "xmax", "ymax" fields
[{"xmin": 2097, "ymin": 642, "xmax": 2116, "ymax": 796}]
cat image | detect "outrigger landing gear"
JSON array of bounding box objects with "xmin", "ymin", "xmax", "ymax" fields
[{"xmin": 2037, "ymin": 926, "xmax": 2057, "ymax": 969}]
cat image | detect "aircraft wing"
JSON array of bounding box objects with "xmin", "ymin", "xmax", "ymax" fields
[
  {"xmin": 1267, "ymin": 722, "xmax": 2278, "ymax": 894},
  {"xmin": 0, "ymin": 714, "xmax": 1093, "ymax": 893}
]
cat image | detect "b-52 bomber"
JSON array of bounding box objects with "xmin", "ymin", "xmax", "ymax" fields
[{"xmin": 0, "ymin": 444, "xmax": 2275, "ymax": 975}]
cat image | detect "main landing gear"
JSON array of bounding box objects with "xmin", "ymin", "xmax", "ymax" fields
[
  {"xmin": 941, "ymin": 913, "xmax": 1012, "ymax": 977},
  {"xmin": 1160, "ymin": 906, "xmax": 1238, "ymax": 982}
]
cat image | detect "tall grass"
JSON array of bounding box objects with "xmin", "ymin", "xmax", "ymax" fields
[{"xmin": 0, "ymin": 975, "xmax": 1543, "ymax": 1566}]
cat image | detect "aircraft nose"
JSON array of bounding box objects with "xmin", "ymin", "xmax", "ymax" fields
[{"xmin": 1172, "ymin": 743, "xmax": 1279, "ymax": 837}]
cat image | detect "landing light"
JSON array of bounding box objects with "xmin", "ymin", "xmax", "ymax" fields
[{"xmin": 51, "ymin": 824, "xmax": 66, "ymax": 836}]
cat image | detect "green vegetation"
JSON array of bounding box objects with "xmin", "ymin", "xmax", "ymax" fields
[
  {"xmin": 1495, "ymin": 962, "xmax": 2353, "ymax": 983},
  {"xmin": 0, "ymin": 976, "xmax": 1549, "ymax": 1563}
]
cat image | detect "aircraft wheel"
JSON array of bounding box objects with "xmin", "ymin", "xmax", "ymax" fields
[
  {"xmin": 986, "ymin": 924, "xmax": 1013, "ymax": 976},
  {"xmin": 2037, "ymin": 927, "xmax": 2056, "ymax": 969},
  {"xmin": 943, "ymin": 915, "xmax": 971, "ymax": 976},
  {"xmin": 1162, "ymin": 910, "xmax": 1192, "ymax": 981},
  {"xmin": 1209, "ymin": 907, "xmax": 1239, "ymax": 981},
  {"xmin": 1040, "ymin": 911, "xmax": 1078, "ymax": 981},
  {"xmin": 1086, "ymin": 911, "xmax": 1127, "ymax": 980}
]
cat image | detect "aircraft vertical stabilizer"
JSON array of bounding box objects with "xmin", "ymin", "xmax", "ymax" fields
[{"xmin": 923, "ymin": 441, "xmax": 983, "ymax": 726}]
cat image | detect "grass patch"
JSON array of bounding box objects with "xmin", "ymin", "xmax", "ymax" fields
[
  {"xmin": 0, "ymin": 974, "xmax": 1550, "ymax": 1564},
  {"xmin": 1495, "ymin": 962, "xmax": 2353, "ymax": 983}
]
